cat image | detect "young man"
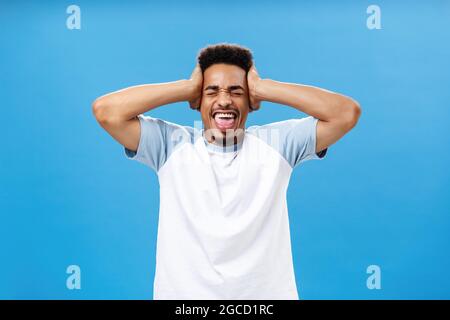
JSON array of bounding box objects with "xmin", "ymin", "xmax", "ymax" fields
[{"xmin": 92, "ymin": 43, "xmax": 361, "ymax": 300}]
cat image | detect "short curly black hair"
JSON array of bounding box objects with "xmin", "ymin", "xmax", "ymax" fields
[{"xmin": 197, "ymin": 43, "xmax": 253, "ymax": 73}]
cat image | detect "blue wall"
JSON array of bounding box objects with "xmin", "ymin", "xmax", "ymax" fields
[{"xmin": 1, "ymin": 0, "xmax": 449, "ymax": 299}]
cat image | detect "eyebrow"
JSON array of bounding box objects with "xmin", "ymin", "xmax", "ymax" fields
[{"xmin": 204, "ymin": 85, "xmax": 245, "ymax": 91}]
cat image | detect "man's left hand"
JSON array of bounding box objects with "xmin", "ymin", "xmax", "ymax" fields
[{"xmin": 247, "ymin": 64, "xmax": 263, "ymax": 112}]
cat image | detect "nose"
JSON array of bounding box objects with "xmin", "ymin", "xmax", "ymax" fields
[{"xmin": 217, "ymin": 89, "xmax": 232, "ymax": 107}]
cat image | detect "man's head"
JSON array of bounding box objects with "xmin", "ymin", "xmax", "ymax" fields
[{"xmin": 197, "ymin": 43, "xmax": 254, "ymax": 144}]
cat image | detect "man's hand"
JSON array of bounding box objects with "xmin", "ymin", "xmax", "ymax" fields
[
  {"xmin": 247, "ymin": 64, "xmax": 263, "ymax": 112},
  {"xmin": 93, "ymin": 65, "xmax": 203, "ymax": 152},
  {"xmin": 188, "ymin": 64, "xmax": 203, "ymax": 110}
]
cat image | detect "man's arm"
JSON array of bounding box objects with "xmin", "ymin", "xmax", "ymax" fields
[
  {"xmin": 92, "ymin": 65, "xmax": 202, "ymax": 152},
  {"xmin": 248, "ymin": 66, "xmax": 361, "ymax": 153}
]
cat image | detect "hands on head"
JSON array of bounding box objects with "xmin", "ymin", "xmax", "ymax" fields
[
  {"xmin": 247, "ymin": 64, "xmax": 262, "ymax": 112},
  {"xmin": 187, "ymin": 62, "xmax": 262, "ymax": 112},
  {"xmin": 188, "ymin": 64, "xmax": 203, "ymax": 110}
]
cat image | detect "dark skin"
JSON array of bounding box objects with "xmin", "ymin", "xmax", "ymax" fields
[
  {"xmin": 188, "ymin": 62, "xmax": 361, "ymax": 152},
  {"xmin": 189, "ymin": 63, "xmax": 252, "ymax": 145},
  {"xmin": 93, "ymin": 61, "xmax": 360, "ymax": 154}
]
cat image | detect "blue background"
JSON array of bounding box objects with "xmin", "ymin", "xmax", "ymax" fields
[{"xmin": 1, "ymin": 0, "xmax": 449, "ymax": 299}]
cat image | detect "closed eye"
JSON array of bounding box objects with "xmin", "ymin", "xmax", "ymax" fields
[{"xmin": 204, "ymin": 88, "xmax": 244, "ymax": 97}]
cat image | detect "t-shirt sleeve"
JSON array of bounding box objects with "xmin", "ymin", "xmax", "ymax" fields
[
  {"xmin": 285, "ymin": 116, "xmax": 327, "ymax": 167},
  {"xmin": 124, "ymin": 114, "xmax": 186, "ymax": 172},
  {"xmin": 248, "ymin": 116, "xmax": 327, "ymax": 168}
]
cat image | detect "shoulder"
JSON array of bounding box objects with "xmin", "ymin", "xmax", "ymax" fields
[
  {"xmin": 246, "ymin": 116, "xmax": 317, "ymax": 139},
  {"xmin": 138, "ymin": 114, "xmax": 198, "ymax": 145},
  {"xmin": 245, "ymin": 116, "xmax": 323, "ymax": 168}
]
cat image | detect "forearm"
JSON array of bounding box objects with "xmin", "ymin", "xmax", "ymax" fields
[
  {"xmin": 256, "ymin": 79, "xmax": 360, "ymax": 123},
  {"xmin": 93, "ymin": 79, "xmax": 194, "ymax": 123}
]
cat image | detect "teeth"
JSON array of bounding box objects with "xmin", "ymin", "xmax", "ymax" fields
[{"xmin": 214, "ymin": 112, "xmax": 236, "ymax": 118}]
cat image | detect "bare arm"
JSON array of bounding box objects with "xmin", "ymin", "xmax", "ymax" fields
[
  {"xmin": 92, "ymin": 66, "xmax": 202, "ymax": 152},
  {"xmin": 248, "ymin": 66, "xmax": 361, "ymax": 153}
]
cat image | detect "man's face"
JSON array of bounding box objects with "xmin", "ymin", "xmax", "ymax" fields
[{"xmin": 199, "ymin": 63, "xmax": 250, "ymax": 143}]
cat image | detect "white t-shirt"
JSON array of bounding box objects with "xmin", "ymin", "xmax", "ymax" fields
[{"xmin": 125, "ymin": 115, "xmax": 327, "ymax": 299}]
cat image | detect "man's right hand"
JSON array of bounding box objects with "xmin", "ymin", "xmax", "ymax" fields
[
  {"xmin": 188, "ymin": 64, "xmax": 203, "ymax": 110},
  {"xmin": 93, "ymin": 64, "xmax": 204, "ymax": 153}
]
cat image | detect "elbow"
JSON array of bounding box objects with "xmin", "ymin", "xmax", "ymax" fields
[
  {"xmin": 92, "ymin": 97, "xmax": 119, "ymax": 125},
  {"xmin": 92, "ymin": 98, "xmax": 107, "ymax": 123},
  {"xmin": 341, "ymin": 99, "xmax": 361, "ymax": 131}
]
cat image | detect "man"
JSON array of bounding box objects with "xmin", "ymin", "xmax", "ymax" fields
[{"xmin": 92, "ymin": 43, "xmax": 361, "ymax": 299}]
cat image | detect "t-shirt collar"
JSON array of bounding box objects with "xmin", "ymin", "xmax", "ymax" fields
[{"xmin": 201, "ymin": 129, "xmax": 244, "ymax": 153}]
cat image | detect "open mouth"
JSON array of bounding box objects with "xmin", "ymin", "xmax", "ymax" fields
[{"xmin": 212, "ymin": 110, "xmax": 238, "ymax": 131}]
